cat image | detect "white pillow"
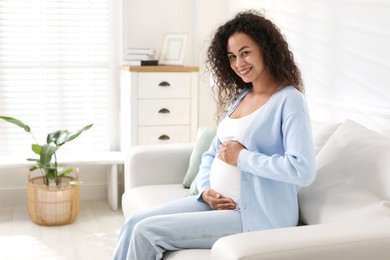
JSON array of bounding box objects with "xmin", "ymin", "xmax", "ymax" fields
[
  {"xmin": 311, "ymin": 119, "xmax": 341, "ymax": 155},
  {"xmin": 299, "ymin": 119, "xmax": 390, "ymax": 225}
]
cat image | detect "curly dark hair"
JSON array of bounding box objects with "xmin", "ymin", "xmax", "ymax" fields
[{"xmin": 207, "ymin": 10, "xmax": 303, "ymax": 120}]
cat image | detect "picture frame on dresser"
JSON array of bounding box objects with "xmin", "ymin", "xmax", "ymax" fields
[{"xmin": 158, "ymin": 33, "xmax": 188, "ymax": 65}]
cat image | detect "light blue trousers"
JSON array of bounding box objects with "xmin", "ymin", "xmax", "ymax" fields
[{"xmin": 112, "ymin": 195, "xmax": 243, "ymax": 260}]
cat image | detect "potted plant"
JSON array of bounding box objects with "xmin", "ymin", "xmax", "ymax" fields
[{"xmin": 0, "ymin": 116, "xmax": 93, "ymax": 226}]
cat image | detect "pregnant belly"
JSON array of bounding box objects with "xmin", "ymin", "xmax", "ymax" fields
[{"xmin": 209, "ymin": 158, "xmax": 241, "ymax": 206}]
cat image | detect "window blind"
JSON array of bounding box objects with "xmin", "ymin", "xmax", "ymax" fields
[{"xmin": 0, "ymin": 0, "xmax": 115, "ymax": 157}]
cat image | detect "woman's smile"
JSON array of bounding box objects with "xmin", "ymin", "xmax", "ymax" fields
[{"xmin": 239, "ymin": 66, "xmax": 252, "ymax": 76}]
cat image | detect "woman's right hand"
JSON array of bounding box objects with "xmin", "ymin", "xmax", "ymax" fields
[{"xmin": 201, "ymin": 189, "xmax": 236, "ymax": 210}]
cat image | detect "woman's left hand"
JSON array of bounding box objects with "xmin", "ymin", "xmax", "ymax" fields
[{"xmin": 217, "ymin": 140, "xmax": 245, "ymax": 166}]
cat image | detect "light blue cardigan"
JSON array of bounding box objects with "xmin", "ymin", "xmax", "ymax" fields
[{"xmin": 197, "ymin": 86, "xmax": 316, "ymax": 232}]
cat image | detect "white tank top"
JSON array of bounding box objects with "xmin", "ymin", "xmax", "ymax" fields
[{"xmin": 209, "ymin": 107, "xmax": 261, "ymax": 208}]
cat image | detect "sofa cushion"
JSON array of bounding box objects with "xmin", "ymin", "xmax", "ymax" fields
[
  {"xmin": 122, "ymin": 184, "xmax": 191, "ymax": 218},
  {"xmin": 311, "ymin": 119, "xmax": 341, "ymax": 155},
  {"xmin": 299, "ymin": 120, "xmax": 390, "ymax": 225},
  {"xmin": 182, "ymin": 127, "xmax": 216, "ymax": 188}
]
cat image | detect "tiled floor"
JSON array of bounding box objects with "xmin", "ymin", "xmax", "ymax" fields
[{"xmin": 0, "ymin": 200, "xmax": 124, "ymax": 260}]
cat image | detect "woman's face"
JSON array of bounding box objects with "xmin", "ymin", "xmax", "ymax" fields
[{"xmin": 226, "ymin": 32, "xmax": 268, "ymax": 85}]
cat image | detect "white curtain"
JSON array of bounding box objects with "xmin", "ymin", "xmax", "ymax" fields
[{"xmin": 0, "ymin": 0, "xmax": 118, "ymax": 156}]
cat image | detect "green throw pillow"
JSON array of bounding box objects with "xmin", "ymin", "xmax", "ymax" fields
[
  {"xmin": 189, "ymin": 172, "xmax": 199, "ymax": 195},
  {"xmin": 182, "ymin": 126, "xmax": 216, "ymax": 189}
]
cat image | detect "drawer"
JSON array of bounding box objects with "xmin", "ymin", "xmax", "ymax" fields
[
  {"xmin": 138, "ymin": 126, "xmax": 190, "ymax": 145},
  {"xmin": 138, "ymin": 73, "xmax": 191, "ymax": 99},
  {"xmin": 138, "ymin": 99, "xmax": 190, "ymax": 125}
]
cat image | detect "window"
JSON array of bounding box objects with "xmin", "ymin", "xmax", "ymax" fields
[{"xmin": 0, "ymin": 0, "xmax": 118, "ymax": 156}]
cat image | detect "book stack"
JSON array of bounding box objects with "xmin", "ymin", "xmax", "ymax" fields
[{"xmin": 122, "ymin": 48, "xmax": 158, "ymax": 66}]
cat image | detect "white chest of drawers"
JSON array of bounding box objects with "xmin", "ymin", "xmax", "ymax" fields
[{"xmin": 120, "ymin": 66, "xmax": 198, "ymax": 151}]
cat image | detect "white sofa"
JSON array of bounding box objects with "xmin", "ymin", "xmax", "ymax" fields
[{"xmin": 121, "ymin": 120, "xmax": 390, "ymax": 259}]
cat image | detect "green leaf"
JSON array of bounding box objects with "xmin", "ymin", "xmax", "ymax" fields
[
  {"xmin": 55, "ymin": 130, "xmax": 71, "ymax": 146},
  {"xmin": 47, "ymin": 130, "xmax": 68, "ymax": 146},
  {"xmin": 61, "ymin": 124, "xmax": 93, "ymax": 145},
  {"xmin": 0, "ymin": 116, "xmax": 30, "ymax": 132},
  {"xmin": 60, "ymin": 168, "xmax": 73, "ymax": 176},
  {"xmin": 39, "ymin": 144, "xmax": 58, "ymax": 165},
  {"xmin": 31, "ymin": 144, "xmax": 42, "ymax": 155},
  {"xmin": 29, "ymin": 165, "xmax": 39, "ymax": 171}
]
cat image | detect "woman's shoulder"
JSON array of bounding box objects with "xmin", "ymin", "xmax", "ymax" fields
[
  {"xmin": 276, "ymin": 86, "xmax": 302, "ymax": 96},
  {"xmin": 272, "ymin": 86, "xmax": 308, "ymax": 112},
  {"xmin": 274, "ymin": 86, "xmax": 305, "ymax": 103}
]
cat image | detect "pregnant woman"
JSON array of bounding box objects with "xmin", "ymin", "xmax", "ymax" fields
[{"xmin": 112, "ymin": 10, "xmax": 316, "ymax": 260}]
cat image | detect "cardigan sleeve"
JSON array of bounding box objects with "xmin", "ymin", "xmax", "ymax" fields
[{"xmin": 196, "ymin": 135, "xmax": 221, "ymax": 199}]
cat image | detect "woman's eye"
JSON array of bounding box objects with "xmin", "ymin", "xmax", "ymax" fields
[
  {"xmin": 242, "ymin": 51, "xmax": 250, "ymax": 57},
  {"xmin": 228, "ymin": 55, "xmax": 236, "ymax": 61}
]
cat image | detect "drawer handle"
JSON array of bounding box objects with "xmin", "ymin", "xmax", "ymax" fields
[
  {"xmin": 158, "ymin": 81, "xmax": 171, "ymax": 87},
  {"xmin": 158, "ymin": 134, "xmax": 170, "ymax": 140},
  {"xmin": 158, "ymin": 108, "xmax": 170, "ymax": 114}
]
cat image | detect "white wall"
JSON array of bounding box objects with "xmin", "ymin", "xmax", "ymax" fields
[
  {"xmin": 0, "ymin": 165, "xmax": 110, "ymax": 206},
  {"xmin": 194, "ymin": 0, "xmax": 229, "ymax": 127},
  {"xmin": 263, "ymin": 0, "xmax": 390, "ymax": 136},
  {"xmin": 122, "ymin": 0, "xmax": 196, "ymax": 65},
  {"xmin": 227, "ymin": 0, "xmax": 266, "ymax": 15}
]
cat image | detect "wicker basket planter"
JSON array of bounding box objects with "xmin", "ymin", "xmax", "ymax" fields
[
  {"xmin": 0, "ymin": 116, "xmax": 91, "ymax": 226},
  {"xmin": 27, "ymin": 173, "xmax": 80, "ymax": 226}
]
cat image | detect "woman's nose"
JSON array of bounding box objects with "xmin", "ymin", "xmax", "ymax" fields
[{"xmin": 235, "ymin": 56, "xmax": 246, "ymax": 67}]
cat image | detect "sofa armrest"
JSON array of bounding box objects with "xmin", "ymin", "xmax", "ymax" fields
[
  {"xmin": 124, "ymin": 143, "xmax": 194, "ymax": 190},
  {"xmin": 211, "ymin": 218, "xmax": 390, "ymax": 260}
]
